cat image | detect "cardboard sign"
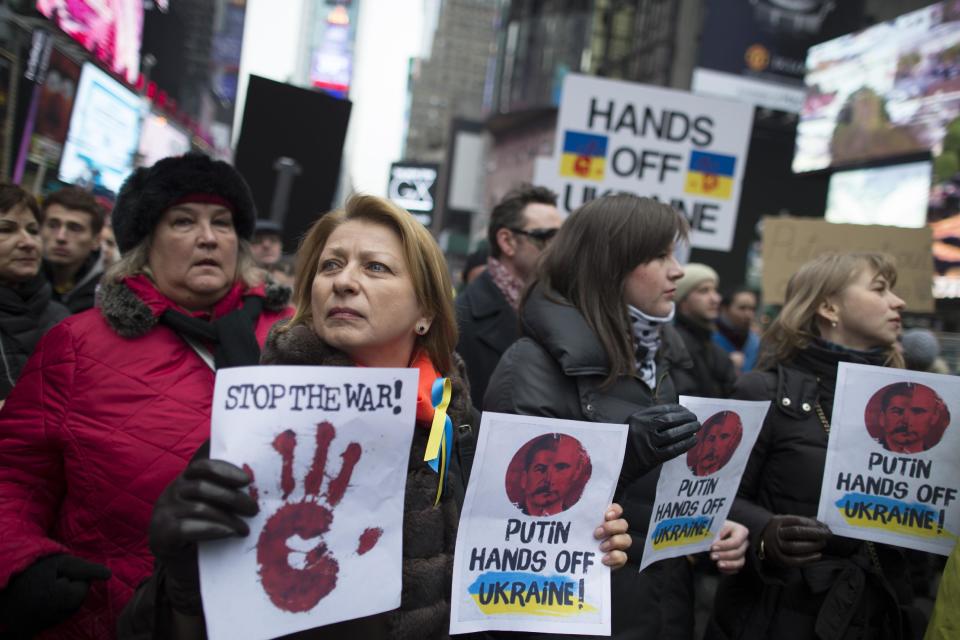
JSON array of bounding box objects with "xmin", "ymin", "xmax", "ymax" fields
[
  {"xmin": 532, "ymin": 73, "xmax": 754, "ymax": 252},
  {"xmin": 639, "ymin": 397, "xmax": 769, "ymax": 571},
  {"xmin": 761, "ymin": 216, "xmax": 934, "ymax": 312},
  {"xmin": 817, "ymin": 363, "xmax": 960, "ymax": 556},
  {"xmin": 198, "ymin": 366, "xmax": 419, "ymax": 640},
  {"xmin": 449, "ymin": 412, "xmax": 628, "ymax": 636}
]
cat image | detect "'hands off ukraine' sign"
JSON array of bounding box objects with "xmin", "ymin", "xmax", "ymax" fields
[{"xmin": 534, "ymin": 74, "xmax": 754, "ymax": 252}]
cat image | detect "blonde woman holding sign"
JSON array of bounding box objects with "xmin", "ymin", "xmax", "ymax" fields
[
  {"xmin": 707, "ymin": 252, "xmax": 924, "ymax": 640},
  {"xmin": 122, "ymin": 195, "xmax": 632, "ymax": 639}
]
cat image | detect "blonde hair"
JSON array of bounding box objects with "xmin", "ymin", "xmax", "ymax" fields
[
  {"xmin": 104, "ymin": 237, "xmax": 263, "ymax": 288},
  {"xmin": 759, "ymin": 252, "xmax": 904, "ymax": 369},
  {"xmin": 283, "ymin": 195, "xmax": 458, "ymax": 374}
]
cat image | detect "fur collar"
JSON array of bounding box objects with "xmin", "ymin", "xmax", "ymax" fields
[{"xmin": 99, "ymin": 278, "xmax": 291, "ymax": 339}]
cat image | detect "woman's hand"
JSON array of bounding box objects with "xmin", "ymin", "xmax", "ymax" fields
[
  {"xmin": 594, "ymin": 503, "xmax": 632, "ymax": 570},
  {"xmin": 711, "ymin": 520, "xmax": 749, "ymax": 574},
  {"xmin": 149, "ymin": 457, "xmax": 258, "ymax": 614}
]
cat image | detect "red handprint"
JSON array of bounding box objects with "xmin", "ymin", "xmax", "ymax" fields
[{"xmin": 247, "ymin": 421, "xmax": 383, "ymax": 613}]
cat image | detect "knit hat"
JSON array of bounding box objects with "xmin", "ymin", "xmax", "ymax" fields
[
  {"xmin": 675, "ymin": 263, "xmax": 719, "ymax": 302},
  {"xmin": 112, "ymin": 153, "xmax": 257, "ymax": 253}
]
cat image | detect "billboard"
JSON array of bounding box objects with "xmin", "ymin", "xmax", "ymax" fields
[
  {"xmin": 692, "ymin": 0, "xmax": 865, "ymax": 112},
  {"xmin": 533, "ymin": 74, "xmax": 754, "ymax": 252},
  {"xmin": 58, "ymin": 62, "xmax": 141, "ymax": 193},
  {"xmin": 793, "ymin": 2, "xmax": 960, "ymax": 173},
  {"xmin": 29, "ymin": 48, "xmax": 81, "ymax": 166},
  {"xmin": 36, "ymin": 0, "xmax": 144, "ymax": 84},
  {"xmin": 387, "ymin": 162, "xmax": 438, "ymax": 226}
]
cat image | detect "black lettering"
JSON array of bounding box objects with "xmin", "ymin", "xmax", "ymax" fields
[
  {"xmin": 691, "ymin": 116, "xmax": 714, "ymax": 147},
  {"xmin": 614, "ymin": 104, "xmax": 637, "ymax": 134},
  {"xmin": 588, "ymin": 98, "xmax": 614, "ymax": 131}
]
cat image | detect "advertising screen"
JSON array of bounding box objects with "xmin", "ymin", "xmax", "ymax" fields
[
  {"xmin": 138, "ymin": 112, "xmax": 191, "ymax": 167},
  {"xmin": 58, "ymin": 62, "xmax": 142, "ymax": 193},
  {"xmin": 36, "ymin": 0, "xmax": 144, "ymax": 84},
  {"xmin": 794, "ymin": 2, "xmax": 960, "ymax": 173},
  {"xmin": 825, "ymin": 161, "xmax": 932, "ymax": 228}
]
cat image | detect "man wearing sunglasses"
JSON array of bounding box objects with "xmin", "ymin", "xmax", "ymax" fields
[{"xmin": 456, "ymin": 184, "xmax": 563, "ymax": 407}]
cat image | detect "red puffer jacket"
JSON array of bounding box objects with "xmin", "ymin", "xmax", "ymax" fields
[{"xmin": 0, "ymin": 275, "xmax": 292, "ymax": 639}]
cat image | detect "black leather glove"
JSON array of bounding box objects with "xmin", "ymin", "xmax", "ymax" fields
[
  {"xmin": 628, "ymin": 403, "xmax": 702, "ymax": 474},
  {"xmin": 0, "ymin": 553, "xmax": 110, "ymax": 634},
  {"xmin": 760, "ymin": 515, "xmax": 831, "ymax": 568},
  {"xmin": 149, "ymin": 457, "xmax": 258, "ymax": 615}
]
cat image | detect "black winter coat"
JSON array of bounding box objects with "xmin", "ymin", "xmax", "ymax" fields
[
  {"xmin": 0, "ymin": 274, "xmax": 69, "ymax": 399},
  {"xmin": 44, "ymin": 249, "xmax": 105, "ymax": 314},
  {"xmin": 707, "ymin": 345, "xmax": 923, "ymax": 640},
  {"xmin": 119, "ymin": 324, "xmax": 480, "ymax": 640},
  {"xmin": 455, "ymin": 270, "xmax": 519, "ymax": 407},
  {"xmin": 483, "ymin": 284, "xmax": 697, "ymax": 640},
  {"xmin": 671, "ymin": 313, "xmax": 736, "ymax": 399}
]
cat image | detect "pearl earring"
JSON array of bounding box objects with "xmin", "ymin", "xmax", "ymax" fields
[{"xmin": 831, "ymin": 321, "xmax": 838, "ymax": 328}]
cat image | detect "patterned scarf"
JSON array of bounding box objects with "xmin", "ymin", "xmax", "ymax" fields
[
  {"xmin": 486, "ymin": 256, "xmax": 524, "ymax": 310},
  {"xmin": 627, "ymin": 303, "xmax": 675, "ymax": 389}
]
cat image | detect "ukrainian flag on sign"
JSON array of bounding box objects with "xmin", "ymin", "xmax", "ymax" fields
[
  {"xmin": 560, "ymin": 131, "xmax": 608, "ymax": 181},
  {"xmin": 685, "ymin": 151, "xmax": 736, "ymax": 199}
]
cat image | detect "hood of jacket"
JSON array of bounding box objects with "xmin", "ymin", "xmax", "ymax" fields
[{"xmin": 521, "ymin": 282, "xmax": 692, "ymax": 378}]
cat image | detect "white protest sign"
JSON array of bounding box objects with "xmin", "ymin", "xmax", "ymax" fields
[
  {"xmin": 532, "ymin": 73, "xmax": 754, "ymax": 251},
  {"xmin": 639, "ymin": 397, "xmax": 769, "ymax": 571},
  {"xmin": 450, "ymin": 412, "xmax": 628, "ymax": 636},
  {"xmin": 817, "ymin": 363, "xmax": 960, "ymax": 556},
  {"xmin": 198, "ymin": 366, "xmax": 419, "ymax": 640}
]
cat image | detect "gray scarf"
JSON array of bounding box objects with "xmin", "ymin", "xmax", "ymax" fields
[{"xmin": 627, "ymin": 303, "xmax": 674, "ymax": 389}]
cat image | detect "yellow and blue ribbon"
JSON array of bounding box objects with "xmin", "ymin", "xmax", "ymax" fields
[{"xmin": 424, "ymin": 377, "xmax": 453, "ymax": 506}]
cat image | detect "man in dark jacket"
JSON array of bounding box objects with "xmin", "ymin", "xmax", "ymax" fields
[
  {"xmin": 672, "ymin": 263, "xmax": 736, "ymax": 398},
  {"xmin": 40, "ymin": 186, "xmax": 107, "ymax": 313},
  {"xmin": 455, "ymin": 185, "xmax": 563, "ymax": 406}
]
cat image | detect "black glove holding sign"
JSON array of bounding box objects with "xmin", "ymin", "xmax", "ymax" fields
[
  {"xmin": 149, "ymin": 451, "xmax": 259, "ymax": 615},
  {"xmin": 628, "ymin": 403, "xmax": 702, "ymax": 475},
  {"xmin": 0, "ymin": 553, "xmax": 111, "ymax": 635},
  {"xmin": 760, "ymin": 515, "xmax": 832, "ymax": 568}
]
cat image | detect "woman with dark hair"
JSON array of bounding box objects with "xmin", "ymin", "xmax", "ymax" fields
[
  {"xmin": 707, "ymin": 252, "xmax": 923, "ymax": 640},
  {"xmin": 484, "ymin": 194, "xmax": 749, "ymax": 639},
  {"xmin": 0, "ymin": 184, "xmax": 69, "ymax": 404}
]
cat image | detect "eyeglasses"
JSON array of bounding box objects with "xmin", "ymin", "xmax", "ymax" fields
[{"xmin": 509, "ymin": 227, "xmax": 558, "ymax": 245}]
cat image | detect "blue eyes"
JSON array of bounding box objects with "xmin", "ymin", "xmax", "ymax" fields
[{"xmin": 319, "ymin": 260, "xmax": 392, "ymax": 274}]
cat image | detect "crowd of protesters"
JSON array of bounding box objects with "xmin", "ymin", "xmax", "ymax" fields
[{"xmin": 0, "ymin": 153, "xmax": 954, "ymax": 640}]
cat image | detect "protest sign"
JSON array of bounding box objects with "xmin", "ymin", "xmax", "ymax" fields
[
  {"xmin": 450, "ymin": 412, "xmax": 628, "ymax": 636},
  {"xmin": 817, "ymin": 363, "xmax": 960, "ymax": 556},
  {"xmin": 639, "ymin": 397, "xmax": 769, "ymax": 571},
  {"xmin": 532, "ymin": 73, "xmax": 753, "ymax": 251},
  {"xmin": 761, "ymin": 216, "xmax": 934, "ymax": 312},
  {"xmin": 198, "ymin": 366, "xmax": 419, "ymax": 640}
]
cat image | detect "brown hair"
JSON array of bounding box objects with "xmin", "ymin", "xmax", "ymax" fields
[
  {"xmin": 0, "ymin": 184, "xmax": 40, "ymax": 222},
  {"xmin": 534, "ymin": 194, "xmax": 689, "ymax": 386},
  {"xmin": 758, "ymin": 252, "xmax": 904, "ymax": 369},
  {"xmin": 42, "ymin": 186, "xmax": 106, "ymax": 234},
  {"xmin": 488, "ymin": 184, "xmax": 558, "ymax": 258},
  {"xmin": 283, "ymin": 195, "xmax": 458, "ymax": 374}
]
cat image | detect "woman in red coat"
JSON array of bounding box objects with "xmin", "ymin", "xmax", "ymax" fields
[{"xmin": 0, "ymin": 153, "xmax": 292, "ymax": 639}]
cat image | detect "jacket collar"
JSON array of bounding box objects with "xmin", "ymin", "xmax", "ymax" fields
[
  {"xmin": 521, "ymin": 283, "xmax": 693, "ymax": 377},
  {"xmin": 99, "ymin": 274, "xmax": 290, "ymax": 339},
  {"xmin": 463, "ymin": 270, "xmax": 513, "ymax": 320}
]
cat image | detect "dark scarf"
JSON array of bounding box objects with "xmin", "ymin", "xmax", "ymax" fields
[
  {"xmin": 791, "ymin": 338, "xmax": 888, "ymax": 416},
  {"xmin": 159, "ymin": 295, "xmax": 264, "ymax": 368},
  {"xmin": 0, "ymin": 274, "xmax": 58, "ymax": 351},
  {"xmin": 676, "ymin": 310, "xmax": 714, "ymax": 341},
  {"xmin": 715, "ymin": 314, "xmax": 749, "ymax": 350}
]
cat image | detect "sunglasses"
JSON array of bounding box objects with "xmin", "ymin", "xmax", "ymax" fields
[{"xmin": 509, "ymin": 227, "xmax": 559, "ymax": 244}]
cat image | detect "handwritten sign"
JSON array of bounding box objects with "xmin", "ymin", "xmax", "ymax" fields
[
  {"xmin": 639, "ymin": 396, "xmax": 769, "ymax": 571},
  {"xmin": 450, "ymin": 412, "xmax": 627, "ymax": 636},
  {"xmin": 761, "ymin": 216, "xmax": 934, "ymax": 312},
  {"xmin": 198, "ymin": 366, "xmax": 419, "ymax": 640},
  {"xmin": 818, "ymin": 363, "xmax": 960, "ymax": 556}
]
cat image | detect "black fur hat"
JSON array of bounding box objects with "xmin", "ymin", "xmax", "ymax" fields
[{"xmin": 113, "ymin": 153, "xmax": 257, "ymax": 252}]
